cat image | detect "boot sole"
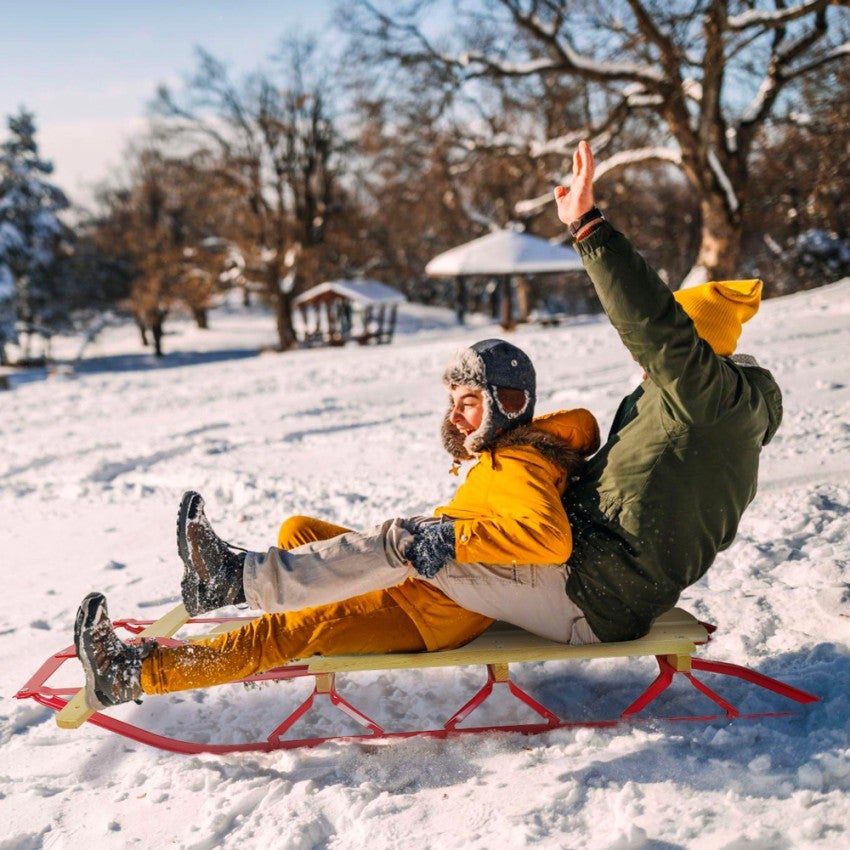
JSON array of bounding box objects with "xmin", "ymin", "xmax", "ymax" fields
[
  {"xmin": 177, "ymin": 490, "xmax": 205, "ymax": 613},
  {"xmin": 74, "ymin": 592, "xmax": 109, "ymax": 711}
]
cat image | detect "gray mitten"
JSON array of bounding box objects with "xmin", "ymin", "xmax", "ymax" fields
[{"xmin": 405, "ymin": 522, "xmax": 456, "ymax": 579}]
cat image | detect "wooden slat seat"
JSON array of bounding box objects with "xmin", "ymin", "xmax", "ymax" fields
[{"xmin": 305, "ymin": 608, "xmax": 709, "ymax": 673}]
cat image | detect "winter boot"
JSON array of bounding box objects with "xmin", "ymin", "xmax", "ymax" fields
[
  {"xmin": 74, "ymin": 592, "xmax": 156, "ymax": 709},
  {"xmin": 176, "ymin": 490, "xmax": 247, "ymax": 615}
]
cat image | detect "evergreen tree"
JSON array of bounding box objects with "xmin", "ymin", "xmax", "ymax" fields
[
  {"xmin": 0, "ymin": 262, "xmax": 14, "ymax": 365},
  {"xmin": 0, "ymin": 108, "xmax": 70, "ymax": 363}
]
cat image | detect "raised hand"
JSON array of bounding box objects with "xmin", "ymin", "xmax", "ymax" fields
[{"xmin": 554, "ymin": 140, "xmax": 596, "ymax": 227}]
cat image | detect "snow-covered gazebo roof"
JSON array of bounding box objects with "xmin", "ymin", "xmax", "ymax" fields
[
  {"xmin": 425, "ymin": 230, "xmax": 583, "ymax": 277},
  {"xmin": 293, "ymin": 279, "xmax": 406, "ymax": 308}
]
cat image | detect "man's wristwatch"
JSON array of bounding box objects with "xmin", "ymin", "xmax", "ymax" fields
[{"xmin": 568, "ymin": 206, "xmax": 604, "ymax": 237}]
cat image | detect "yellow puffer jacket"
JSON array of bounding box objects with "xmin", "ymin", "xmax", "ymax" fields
[{"xmin": 434, "ymin": 408, "xmax": 600, "ymax": 565}]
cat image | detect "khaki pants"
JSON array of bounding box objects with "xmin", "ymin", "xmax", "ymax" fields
[
  {"xmin": 141, "ymin": 518, "xmax": 492, "ymax": 695},
  {"xmin": 245, "ymin": 516, "xmax": 598, "ymax": 645}
]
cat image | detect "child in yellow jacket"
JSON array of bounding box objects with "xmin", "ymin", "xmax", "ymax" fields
[{"xmin": 74, "ymin": 340, "xmax": 600, "ymax": 709}]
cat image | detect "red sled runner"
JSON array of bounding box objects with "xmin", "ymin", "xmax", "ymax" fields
[{"xmin": 16, "ymin": 605, "xmax": 819, "ymax": 755}]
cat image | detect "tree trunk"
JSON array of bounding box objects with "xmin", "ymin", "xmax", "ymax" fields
[
  {"xmin": 148, "ymin": 308, "xmax": 167, "ymax": 357},
  {"xmin": 274, "ymin": 290, "xmax": 298, "ymax": 350},
  {"xmin": 455, "ymin": 277, "xmax": 467, "ymax": 325},
  {"xmin": 681, "ymin": 192, "xmax": 744, "ymax": 288},
  {"xmin": 263, "ymin": 261, "xmax": 298, "ymax": 351},
  {"xmin": 499, "ymin": 277, "xmax": 514, "ymax": 330},
  {"xmin": 192, "ymin": 307, "xmax": 208, "ymax": 329},
  {"xmin": 152, "ymin": 320, "xmax": 165, "ymax": 357},
  {"xmin": 515, "ymin": 275, "xmax": 530, "ymax": 322}
]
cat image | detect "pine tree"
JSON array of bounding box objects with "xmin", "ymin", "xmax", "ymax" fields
[
  {"xmin": 0, "ymin": 262, "xmax": 14, "ymax": 365},
  {"xmin": 0, "ymin": 108, "xmax": 70, "ymax": 363}
]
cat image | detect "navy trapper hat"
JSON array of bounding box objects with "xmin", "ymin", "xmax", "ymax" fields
[{"xmin": 443, "ymin": 338, "xmax": 536, "ymax": 453}]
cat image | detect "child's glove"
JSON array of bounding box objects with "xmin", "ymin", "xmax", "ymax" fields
[{"xmin": 404, "ymin": 522, "xmax": 456, "ymax": 578}]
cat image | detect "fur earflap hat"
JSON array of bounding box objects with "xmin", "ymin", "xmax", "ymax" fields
[
  {"xmin": 673, "ymin": 279, "xmax": 762, "ymax": 357},
  {"xmin": 443, "ymin": 338, "xmax": 536, "ymax": 455}
]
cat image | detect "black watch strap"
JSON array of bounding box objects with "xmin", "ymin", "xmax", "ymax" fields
[{"xmin": 569, "ymin": 206, "xmax": 604, "ymax": 237}]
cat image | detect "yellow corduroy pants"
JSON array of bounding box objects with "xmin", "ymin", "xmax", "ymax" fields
[{"xmin": 140, "ymin": 516, "xmax": 492, "ymax": 695}]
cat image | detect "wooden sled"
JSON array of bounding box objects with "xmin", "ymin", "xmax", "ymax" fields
[{"xmin": 16, "ymin": 605, "xmax": 819, "ymax": 755}]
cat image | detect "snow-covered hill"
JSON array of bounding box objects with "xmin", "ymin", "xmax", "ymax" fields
[{"xmin": 2, "ymin": 282, "xmax": 849, "ymax": 850}]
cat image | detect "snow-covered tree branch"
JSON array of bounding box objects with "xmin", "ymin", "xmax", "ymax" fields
[{"xmin": 347, "ymin": 0, "xmax": 850, "ymax": 281}]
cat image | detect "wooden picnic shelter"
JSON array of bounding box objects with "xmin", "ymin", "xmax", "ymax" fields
[
  {"xmin": 426, "ymin": 229, "xmax": 583, "ymax": 328},
  {"xmin": 293, "ymin": 279, "xmax": 406, "ymax": 347}
]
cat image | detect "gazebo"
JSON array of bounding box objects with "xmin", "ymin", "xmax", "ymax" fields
[
  {"xmin": 293, "ymin": 279, "xmax": 406, "ymax": 347},
  {"xmin": 425, "ymin": 229, "xmax": 583, "ymax": 327}
]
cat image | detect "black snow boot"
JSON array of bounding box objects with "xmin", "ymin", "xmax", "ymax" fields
[
  {"xmin": 74, "ymin": 592, "xmax": 155, "ymax": 709},
  {"xmin": 176, "ymin": 490, "xmax": 247, "ymax": 615}
]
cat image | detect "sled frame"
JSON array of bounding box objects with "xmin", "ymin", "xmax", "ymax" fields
[{"xmin": 16, "ymin": 607, "xmax": 819, "ymax": 755}]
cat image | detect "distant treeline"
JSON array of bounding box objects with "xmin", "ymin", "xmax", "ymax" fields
[{"xmin": 2, "ymin": 2, "xmax": 848, "ymax": 363}]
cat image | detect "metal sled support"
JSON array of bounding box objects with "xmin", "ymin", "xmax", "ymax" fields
[{"xmin": 17, "ymin": 608, "xmax": 819, "ymax": 754}]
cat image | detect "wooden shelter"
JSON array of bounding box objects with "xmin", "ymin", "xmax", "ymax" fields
[
  {"xmin": 426, "ymin": 229, "xmax": 584, "ymax": 328},
  {"xmin": 293, "ymin": 279, "xmax": 406, "ymax": 347}
]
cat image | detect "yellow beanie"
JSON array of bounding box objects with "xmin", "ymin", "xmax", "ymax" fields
[{"xmin": 673, "ymin": 279, "xmax": 763, "ymax": 356}]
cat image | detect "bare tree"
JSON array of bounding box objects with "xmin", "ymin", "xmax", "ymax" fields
[
  {"xmin": 151, "ymin": 40, "xmax": 344, "ymax": 349},
  {"xmin": 348, "ymin": 0, "xmax": 850, "ymax": 284},
  {"xmin": 93, "ymin": 146, "xmax": 232, "ymax": 356},
  {"xmin": 744, "ymin": 59, "xmax": 850, "ymax": 290},
  {"xmin": 124, "ymin": 152, "xmax": 185, "ymax": 356},
  {"xmin": 342, "ymin": 47, "xmax": 593, "ymax": 323}
]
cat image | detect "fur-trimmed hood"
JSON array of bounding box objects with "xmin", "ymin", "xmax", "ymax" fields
[
  {"xmin": 434, "ymin": 406, "xmax": 602, "ymax": 567},
  {"xmin": 441, "ymin": 408, "xmax": 600, "ymax": 478}
]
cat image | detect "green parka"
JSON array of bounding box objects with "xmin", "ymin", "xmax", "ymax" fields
[{"xmin": 563, "ymin": 222, "xmax": 783, "ymax": 642}]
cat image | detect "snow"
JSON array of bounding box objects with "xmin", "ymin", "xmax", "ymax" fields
[
  {"xmin": 457, "ymin": 39, "xmax": 665, "ymax": 86},
  {"xmin": 2, "ymin": 279, "xmax": 850, "ymax": 849},
  {"xmin": 707, "ymin": 148, "xmax": 740, "ymax": 214},
  {"xmin": 293, "ymin": 279, "xmax": 407, "ymax": 307},
  {"xmin": 425, "ymin": 230, "xmax": 583, "ymax": 276},
  {"xmin": 0, "ymin": 262, "xmax": 14, "ymax": 298},
  {"xmin": 728, "ymin": 1, "xmax": 830, "ymax": 31},
  {"xmin": 795, "ymin": 230, "xmax": 850, "ymax": 265}
]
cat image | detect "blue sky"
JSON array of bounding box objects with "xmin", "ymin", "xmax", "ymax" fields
[{"xmin": 1, "ymin": 1, "xmax": 338, "ymax": 206}]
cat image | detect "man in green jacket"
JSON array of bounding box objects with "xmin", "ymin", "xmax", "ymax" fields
[{"xmin": 554, "ymin": 141, "xmax": 782, "ymax": 642}]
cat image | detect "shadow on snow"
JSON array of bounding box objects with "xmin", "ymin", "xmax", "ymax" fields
[{"xmin": 7, "ymin": 346, "xmax": 262, "ymax": 386}]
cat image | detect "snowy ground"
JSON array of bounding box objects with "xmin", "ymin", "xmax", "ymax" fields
[{"xmin": 2, "ymin": 283, "xmax": 849, "ymax": 850}]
